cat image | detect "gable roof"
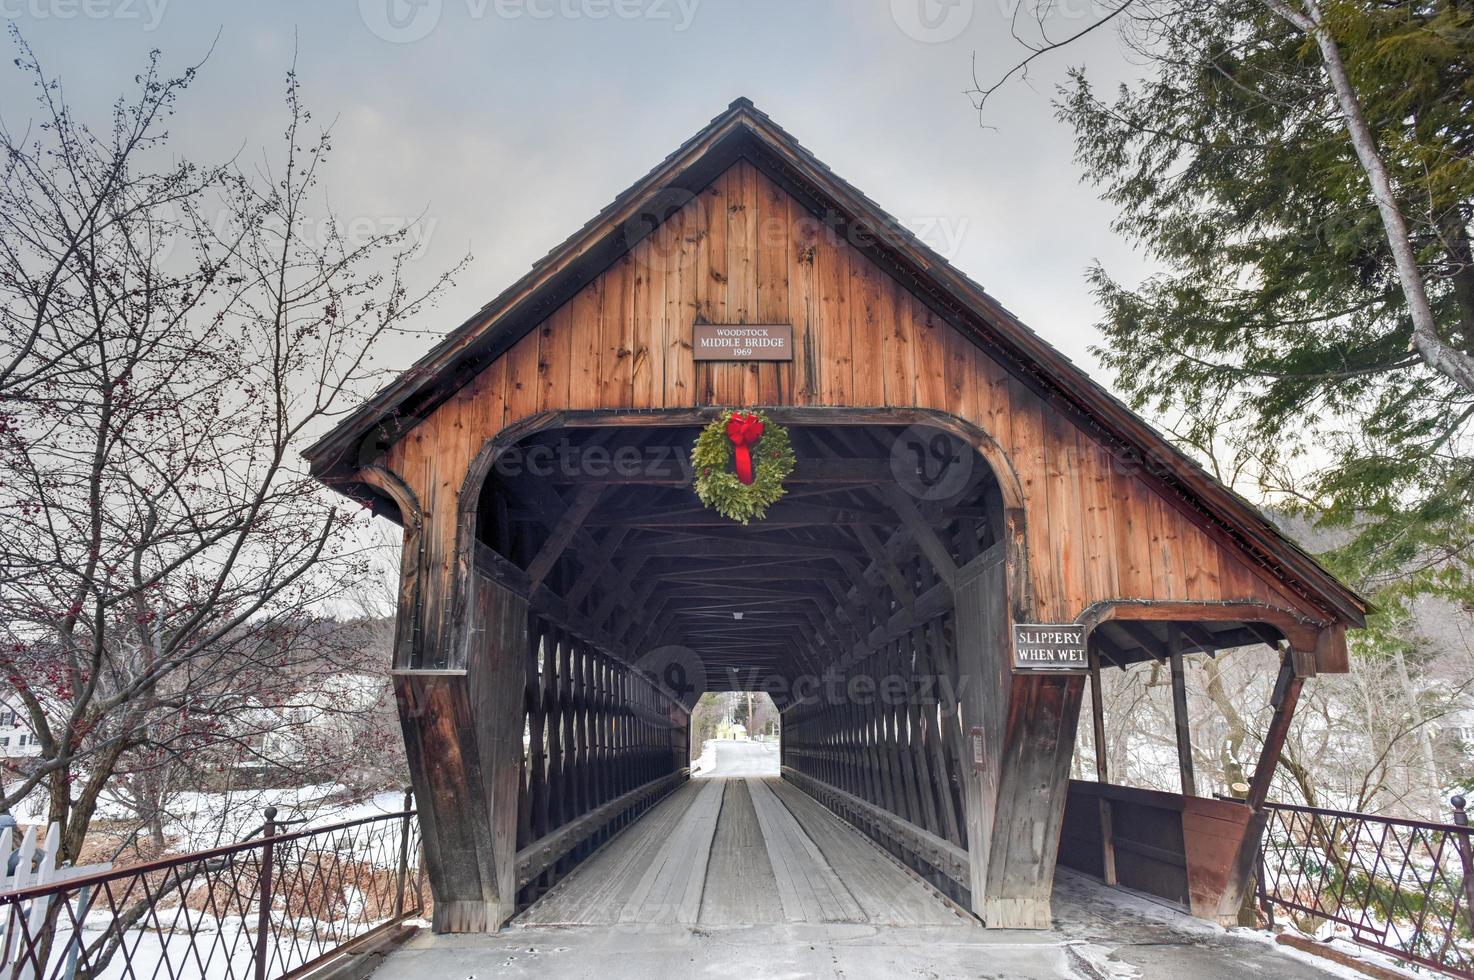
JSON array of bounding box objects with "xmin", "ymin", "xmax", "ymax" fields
[{"xmin": 305, "ymin": 98, "xmax": 1367, "ymax": 628}]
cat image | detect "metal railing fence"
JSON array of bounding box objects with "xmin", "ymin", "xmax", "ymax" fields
[
  {"xmin": 0, "ymin": 792, "xmax": 423, "ymax": 980},
  {"xmin": 1257, "ymin": 795, "xmax": 1474, "ymax": 978}
]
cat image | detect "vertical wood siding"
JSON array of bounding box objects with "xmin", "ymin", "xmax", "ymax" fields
[{"xmin": 382, "ymin": 160, "xmax": 1324, "ymax": 629}]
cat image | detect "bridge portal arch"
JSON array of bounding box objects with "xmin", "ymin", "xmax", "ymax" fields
[{"xmin": 305, "ymin": 99, "xmax": 1365, "ymax": 934}]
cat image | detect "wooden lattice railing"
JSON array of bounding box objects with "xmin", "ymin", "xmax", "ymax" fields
[
  {"xmin": 781, "ymin": 607, "xmax": 970, "ymax": 900},
  {"xmin": 515, "ymin": 613, "xmax": 689, "ymax": 906}
]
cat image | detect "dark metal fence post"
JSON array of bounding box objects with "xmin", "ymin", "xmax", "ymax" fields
[
  {"xmin": 1257, "ymin": 838, "xmax": 1275, "ymax": 929},
  {"xmin": 1453, "ymin": 795, "xmax": 1474, "ymax": 941},
  {"xmin": 394, "ymin": 787, "xmax": 414, "ymax": 918},
  {"xmin": 253, "ymin": 805, "xmax": 277, "ymax": 980}
]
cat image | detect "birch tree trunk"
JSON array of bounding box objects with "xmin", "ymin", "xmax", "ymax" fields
[
  {"xmin": 1390, "ymin": 648, "xmax": 1442, "ymax": 820},
  {"xmin": 1262, "ymin": 0, "xmax": 1474, "ymax": 395}
]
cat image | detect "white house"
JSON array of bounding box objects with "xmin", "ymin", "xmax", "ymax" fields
[
  {"xmin": 0, "ymin": 699, "xmax": 41, "ymax": 760},
  {"xmin": 233, "ymin": 672, "xmax": 390, "ymax": 775}
]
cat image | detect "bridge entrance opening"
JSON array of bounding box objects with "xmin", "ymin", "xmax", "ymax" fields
[
  {"xmin": 690, "ymin": 691, "xmax": 780, "ymax": 778},
  {"xmin": 474, "ymin": 416, "xmax": 1004, "ymax": 924}
]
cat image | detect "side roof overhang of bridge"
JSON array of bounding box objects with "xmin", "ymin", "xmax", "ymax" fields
[{"xmin": 304, "ymin": 97, "xmax": 1368, "ymax": 631}]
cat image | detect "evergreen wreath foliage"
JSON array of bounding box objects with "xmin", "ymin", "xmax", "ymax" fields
[{"xmin": 690, "ymin": 410, "xmax": 795, "ymax": 524}]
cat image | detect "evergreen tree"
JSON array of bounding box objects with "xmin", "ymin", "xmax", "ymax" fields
[{"xmin": 983, "ymin": 0, "xmax": 1474, "ymax": 602}]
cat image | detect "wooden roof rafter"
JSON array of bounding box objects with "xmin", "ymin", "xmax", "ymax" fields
[{"xmin": 473, "ymin": 424, "xmax": 990, "ymax": 686}]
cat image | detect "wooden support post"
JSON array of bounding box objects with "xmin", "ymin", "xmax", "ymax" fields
[
  {"xmin": 1246, "ymin": 651, "xmax": 1302, "ymax": 811},
  {"xmin": 1169, "ymin": 628, "xmax": 1197, "ymax": 798},
  {"xmin": 1088, "ymin": 651, "xmax": 1117, "ymax": 886},
  {"xmin": 952, "ymin": 551, "xmax": 1083, "ymax": 929},
  {"xmin": 396, "ymin": 572, "xmax": 529, "ymax": 933},
  {"xmin": 1211, "ymin": 648, "xmax": 1305, "ymax": 925}
]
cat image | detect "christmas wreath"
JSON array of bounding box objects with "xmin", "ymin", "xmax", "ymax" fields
[{"xmin": 691, "ymin": 410, "xmax": 795, "ymax": 524}]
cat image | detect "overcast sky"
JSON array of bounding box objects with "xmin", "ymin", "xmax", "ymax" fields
[{"xmin": 0, "ymin": 0, "xmax": 1155, "ymax": 379}]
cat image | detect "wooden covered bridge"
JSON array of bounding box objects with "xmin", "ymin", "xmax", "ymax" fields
[{"xmin": 306, "ymin": 100, "xmax": 1365, "ymax": 937}]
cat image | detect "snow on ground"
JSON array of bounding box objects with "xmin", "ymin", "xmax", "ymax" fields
[
  {"xmin": 96, "ymin": 784, "xmax": 412, "ymax": 851},
  {"xmin": 11, "ymin": 781, "xmax": 412, "ymax": 854},
  {"xmin": 1236, "ymin": 924, "xmax": 1422, "ymax": 980},
  {"xmin": 690, "ymin": 739, "xmax": 717, "ymax": 777},
  {"xmin": 4, "ymin": 784, "xmax": 417, "ymax": 980}
]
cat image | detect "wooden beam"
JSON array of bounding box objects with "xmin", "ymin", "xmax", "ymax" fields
[
  {"xmin": 653, "ymin": 562, "xmax": 846, "ymax": 582},
  {"xmin": 821, "ymin": 579, "xmax": 867, "ymax": 648},
  {"xmin": 473, "ymin": 542, "xmax": 635, "ymax": 668},
  {"xmin": 835, "ymin": 554, "xmax": 887, "ymax": 622},
  {"xmin": 499, "ymin": 479, "xmax": 652, "ymax": 646},
  {"xmin": 1090, "ymin": 626, "xmax": 1135, "ymax": 669},
  {"xmin": 1247, "ymin": 652, "xmax": 1301, "ymax": 811},
  {"xmin": 524, "ymin": 485, "xmax": 604, "ymax": 592},
  {"xmin": 881, "ymin": 485, "xmax": 959, "ymax": 586},
  {"xmin": 1169, "ymin": 627, "xmax": 1198, "ymax": 798},
  {"xmin": 560, "ymin": 457, "xmax": 897, "ymax": 485},
  {"xmin": 657, "ymin": 584, "xmax": 833, "ymax": 602},
  {"xmin": 589, "ymin": 558, "xmax": 648, "ymax": 634},
  {"xmin": 613, "ymin": 577, "xmax": 661, "ymax": 646},
  {"xmin": 1210, "ymin": 650, "xmax": 1306, "ymax": 926},
  {"xmin": 855, "ymin": 524, "xmax": 915, "ymax": 611},
  {"xmin": 583, "ymin": 500, "xmax": 896, "ymax": 527},
  {"xmin": 1172, "ymin": 620, "xmax": 1218, "ymax": 656},
  {"xmin": 1088, "ymin": 650, "xmax": 1117, "ymax": 886},
  {"xmin": 619, "ymin": 537, "xmax": 862, "ymax": 561},
  {"xmin": 1077, "ymin": 600, "xmax": 1327, "ymax": 654},
  {"xmin": 1114, "ymin": 619, "xmax": 1167, "ymax": 659},
  {"xmin": 563, "ymin": 526, "xmax": 629, "ymax": 610}
]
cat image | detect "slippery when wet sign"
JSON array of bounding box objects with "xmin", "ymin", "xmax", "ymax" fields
[{"xmin": 1012, "ymin": 624, "xmax": 1088, "ymax": 673}]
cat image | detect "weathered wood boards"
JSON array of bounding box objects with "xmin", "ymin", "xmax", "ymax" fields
[
  {"xmin": 398, "ymin": 573, "xmax": 690, "ymax": 933},
  {"xmin": 392, "ymin": 576, "xmax": 528, "ymax": 932},
  {"xmin": 375, "ymin": 156, "xmax": 1353, "ymax": 669},
  {"xmin": 517, "ymin": 776, "xmax": 965, "ymax": 928},
  {"xmin": 309, "ymin": 102, "xmax": 1366, "ymax": 937},
  {"xmin": 952, "ymin": 551, "xmax": 1087, "ymax": 928},
  {"xmin": 1058, "ymin": 780, "xmax": 1258, "ymax": 923}
]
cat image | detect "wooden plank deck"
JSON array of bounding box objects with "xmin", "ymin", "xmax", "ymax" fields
[{"xmin": 516, "ymin": 778, "xmax": 969, "ymax": 928}]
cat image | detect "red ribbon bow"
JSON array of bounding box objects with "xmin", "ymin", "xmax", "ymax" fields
[{"xmin": 725, "ymin": 412, "xmax": 765, "ymax": 485}]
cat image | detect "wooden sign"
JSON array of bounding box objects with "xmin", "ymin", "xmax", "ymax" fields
[
  {"xmin": 693, "ymin": 323, "xmax": 793, "ymax": 361},
  {"xmin": 1012, "ymin": 624, "xmax": 1088, "ymax": 672}
]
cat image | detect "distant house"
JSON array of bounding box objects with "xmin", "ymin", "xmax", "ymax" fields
[
  {"xmin": 716, "ymin": 722, "xmax": 748, "ymax": 742},
  {"xmin": 226, "ymin": 672, "xmax": 390, "ymax": 786},
  {"xmin": 0, "ymin": 701, "xmax": 41, "ymax": 760},
  {"xmin": 1441, "ymin": 707, "xmax": 1474, "ymax": 749}
]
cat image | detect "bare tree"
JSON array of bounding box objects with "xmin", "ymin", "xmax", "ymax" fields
[
  {"xmin": 91, "ymin": 611, "xmax": 406, "ymax": 857},
  {"xmin": 0, "ymin": 31, "xmax": 463, "ymax": 862}
]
